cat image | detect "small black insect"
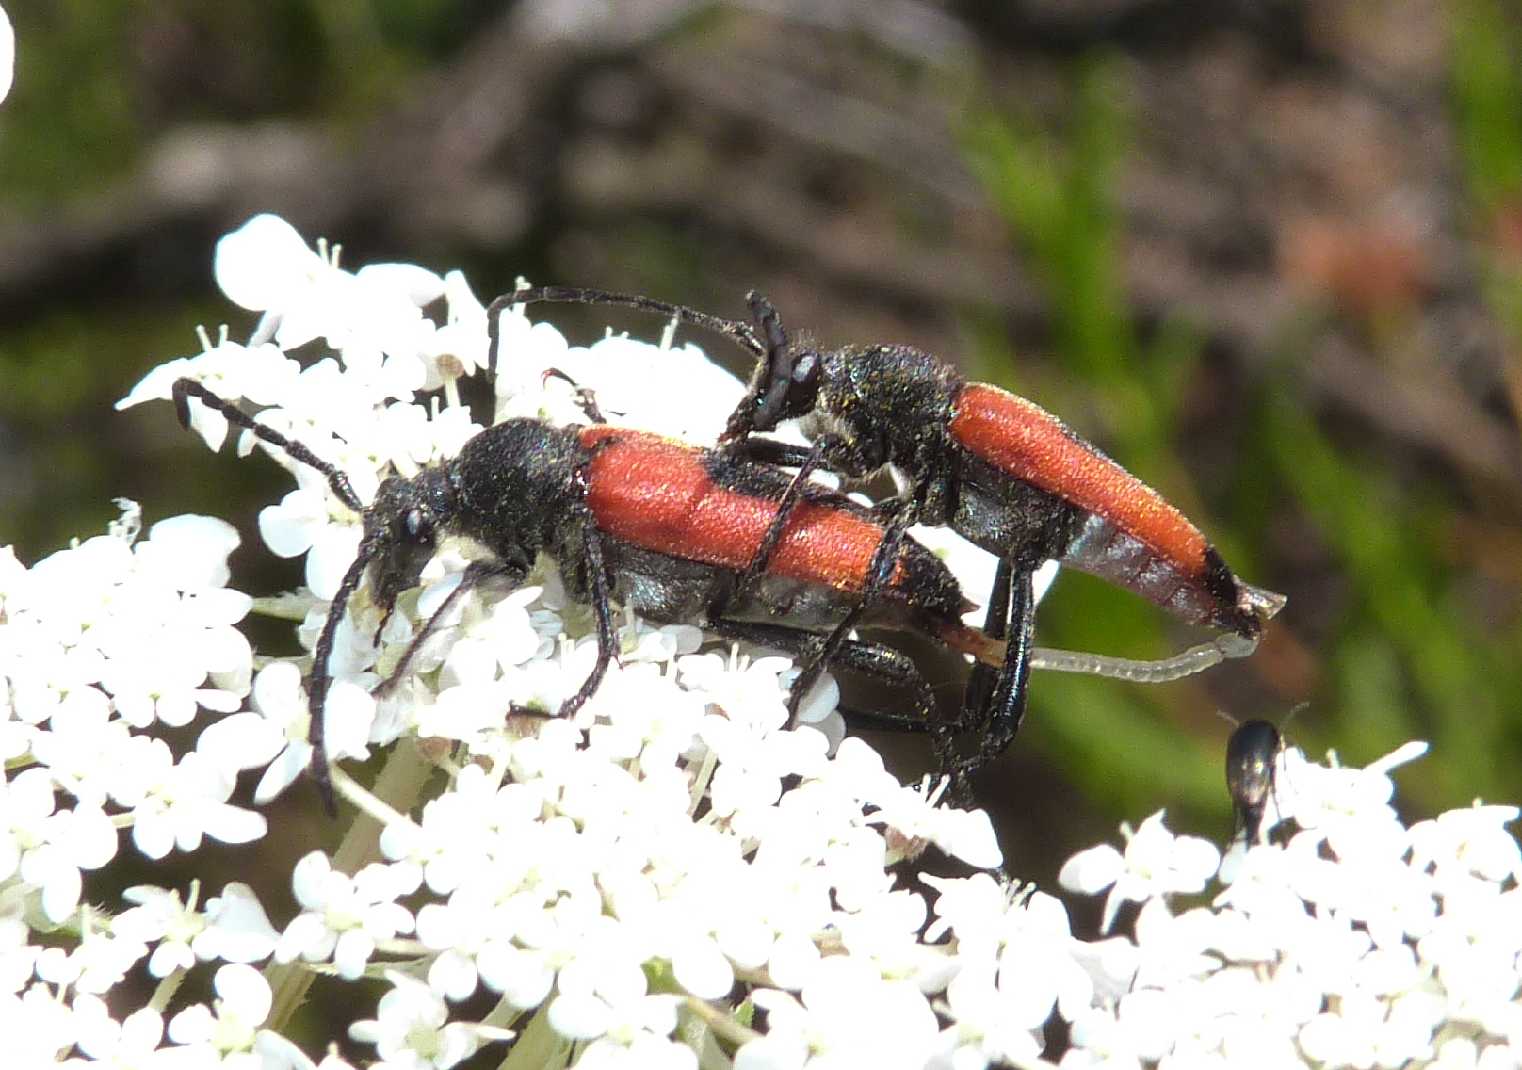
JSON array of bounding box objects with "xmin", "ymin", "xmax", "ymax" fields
[{"xmin": 1225, "ymin": 718, "xmax": 1284, "ymax": 844}]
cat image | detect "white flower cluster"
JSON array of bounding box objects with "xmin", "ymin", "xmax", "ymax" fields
[
  {"xmin": 4, "ymin": 213, "xmax": 1519, "ymax": 1069},
  {"xmin": 0, "ymin": 500, "xmax": 285, "ymax": 1061},
  {"xmin": 1054, "ymin": 742, "xmax": 1522, "ymax": 1070},
  {"xmin": 0, "ymin": 502, "xmax": 266, "ymax": 897}
]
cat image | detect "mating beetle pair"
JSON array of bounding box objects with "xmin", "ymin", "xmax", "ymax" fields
[
  {"xmin": 487, "ymin": 287, "xmax": 1285, "ymax": 777},
  {"xmin": 171, "ymin": 284, "xmax": 1284, "ymax": 812}
]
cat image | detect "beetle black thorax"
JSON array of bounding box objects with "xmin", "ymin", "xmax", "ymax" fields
[
  {"xmin": 805, "ymin": 344, "xmax": 964, "ymax": 478},
  {"xmin": 447, "ymin": 418, "xmax": 591, "ymax": 567}
]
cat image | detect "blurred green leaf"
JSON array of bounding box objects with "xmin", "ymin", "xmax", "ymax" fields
[{"xmin": 1451, "ymin": 0, "xmax": 1522, "ymax": 214}]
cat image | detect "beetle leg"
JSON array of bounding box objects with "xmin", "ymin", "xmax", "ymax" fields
[
  {"xmin": 557, "ymin": 511, "xmax": 619, "ymax": 719},
  {"xmin": 729, "ymin": 437, "xmax": 817, "ymax": 469},
  {"xmin": 542, "ymin": 367, "xmax": 606, "ymax": 423},
  {"xmin": 946, "ymin": 568, "xmax": 1035, "ymax": 785},
  {"xmin": 958, "ymin": 557, "xmax": 1014, "ymax": 722},
  {"xmin": 735, "ymin": 439, "xmax": 835, "ymax": 593},
  {"xmin": 707, "ymin": 620, "xmax": 937, "ymax": 730},
  {"xmin": 780, "ymin": 508, "xmax": 915, "ymax": 728},
  {"xmin": 730, "ymin": 433, "xmax": 881, "ymax": 596},
  {"xmin": 374, "ymin": 557, "xmax": 529, "ymax": 698},
  {"xmin": 910, "ymin": 437, "xmax": 959, "ymax": 528}
]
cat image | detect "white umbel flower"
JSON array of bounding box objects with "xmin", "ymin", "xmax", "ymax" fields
[{"xmin": 13, "ymin": 211, "xmax": 1511, "ymax": 1070}]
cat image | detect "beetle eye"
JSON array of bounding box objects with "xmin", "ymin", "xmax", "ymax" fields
[
  {"xmin": 403, "ymin": 507, "xmax": 430, "ymax": 541},
  {"xmin": 785, "ymin": 350, "xmax": 821, "ymax": 416},
  {"xmin": 792, "ymin": 351, "xmax": 819, "ymax": 387}
]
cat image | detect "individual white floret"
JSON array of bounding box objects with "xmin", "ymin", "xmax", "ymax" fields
[
  {"xmin": 165, "ymin": 963, "xmax": 313, "ymax": 1068},
  {"xmin": 1410, "ymin": 804, "xmax": 1522, "ymax": 885},
  {"xmin": 865, "ymin": 769, "xmax": 1002, "ymax": 870},
  {"xmin": 69, "ymin": 995, "xmax": 169, "ymax": 1067},
  {"xmin": 548, "ymin": 943, "xmax": 683, "ymax": 1041},
  {"xmin": 1, "ymin": 983, "xmax": 77, "ymax": 1064},
  {"xmin": 921, "ymin": 871, "xmax": 1010, "ymax": 952},
  {"xmin": 348, "ymin": 971, "xmax": 483, "ymax": 1070},
  {"xmin": 114, "ymin": 882, "xmax": 278, "ymax": 977},
  {"xmin": 132, "ymin": 513, "xmax": 245, "ymax": 592},
  {"xmin": 574, "ymin": 1031, "xmax": 699, "ymax": 1070},
  {"xmin": 196, "ymin": 660, "xmax": 371, "ymax": 803},
  {"xmin": 116, "ymin": 332, "xmax": 304, "ymax": 452},
  {"xmin": 194, "ymin": 662, "xmax": 302, "ymax": 801},
  {"xmin": 833, "ymin": 887, "xmax": 948, "ymax": 992},
  {"xmin": 930, "ymin": 953, "xmax": 1048, "ymax": 1069},
  {"xmin": 116, "ymin": 743, "xmax": 267, "ymax": 860},
  {"xmin": 275, "ymin": 852, "xmax": 415, "ymax": 981},
  {"xmin": 418, "ymin": 270, "xmax": 490, "ymax": 389},
  {"xmin": 1, "ymin": 768, "xmax": 117, "ymax": 923},
  {"xmin": 998, "ymin": 889, "xmax": 1095, "ymax": 1021},
  {"xmin": 24, "ymin": 689, "xmax": 128, "ymax": 805},
  {"xmin": 37, "ymin": 927, "xmax": 148, "ymax": 996},
  {"xmin": 747, "ymin": 955, "xmax": 941, "ymax": 1069},
  {"xmin": 97, "ymin": 634, "xmax": 238, "ymax": 731},
  {"xmin": 1125, "ymin": 899, "xmax": 1227, "ymax": 992},
  {"xmin": 213, "ymin": 214, "xmax": 444, "ymax": 396},
  {"xmin": 1059, "ymin": 811, "xmax": 1221, "ymax": 933},
  {"xmin": 111, "ymin": 884, "xmax": 206, "ymax": 978},
  {"xmin": 258, "ymin": 483, "xmax": 365, "ymax": 602}
]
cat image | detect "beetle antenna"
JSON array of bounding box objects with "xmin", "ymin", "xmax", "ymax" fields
[
  {"xmin": 307, "ymin": 547, "xmax": 375, "ymax": 816},
  {"xmin": 171, "ymin": 379, "xmax": 365, "ymax": 513},
  {"xmin": 170, "ymin": 377, "xmax": 376, "ymax": 813},
  {"xmin": 484, "ymin": 285, "xmax": 765, "ymax": 387}
]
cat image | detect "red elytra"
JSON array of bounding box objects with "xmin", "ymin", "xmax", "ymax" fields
[
  {"xmin": 578, "ymin": 426, "xmax": 905, "ymax": 594},
  {"xmin": 948, "ymin": 383, "xmax": 1211, "ymax": 580}
]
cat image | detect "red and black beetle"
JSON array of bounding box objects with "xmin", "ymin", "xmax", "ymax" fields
[
  {"xmin": 486, "ymin": 287, "xmax": 1286, "ymax": 779},
  {"xmin": 171, "ymin": 379, "xmax": 1013, "ymax": 809}
]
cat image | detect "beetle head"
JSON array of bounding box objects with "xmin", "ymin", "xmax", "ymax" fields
[{"xmin": 363, "ymin": 467, "xmax": 455, "ymax": 624}]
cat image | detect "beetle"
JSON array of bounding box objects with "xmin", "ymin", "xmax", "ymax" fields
[
  {"xmin": 1223, "ymin": 714, "xmax": 1304, "ymax": 846},
  {"xmin": 1225, "ymin": 718, "xmax": 1283, "ymax": 845},
  {"xmin": 170, "ymin": 378, "xmax": 1025, "ymax": 810},
  {"xmin": 484, "ymin": 286, "xmax": 1287, "ymax": 778}
]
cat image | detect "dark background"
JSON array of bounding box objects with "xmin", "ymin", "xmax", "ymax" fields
[{"xmin": 3, "ymin": 1, "xmax": 1520, "ymax": 913}]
